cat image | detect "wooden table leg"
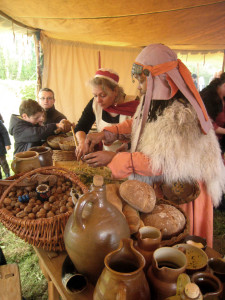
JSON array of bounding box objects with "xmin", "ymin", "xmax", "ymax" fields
[{"xmin": 39, "ymin": 259, "xmax": 60, "ymax": 300}]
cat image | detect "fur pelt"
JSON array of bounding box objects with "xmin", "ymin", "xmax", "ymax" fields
[{"xmin": 131, "ymin": 100, "xmax": 225, "ymax": 207}]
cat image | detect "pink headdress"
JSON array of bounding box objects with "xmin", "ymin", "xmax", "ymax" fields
[{"xmin": 132, "ymin": 44, "xmax": 212, "ymax": 151}]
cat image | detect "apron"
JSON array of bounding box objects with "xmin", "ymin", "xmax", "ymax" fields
[{"xmin": 93, "ymin": 99, "xmax": 131, "ymax": 152}]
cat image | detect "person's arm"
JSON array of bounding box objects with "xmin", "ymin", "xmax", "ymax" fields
[
  {"xmin": 13, "ymin": 123, "xmax": 57, "ymax": 143},
  {"xmin": 107, "ymin": 152, "xmax": 162, "ymax": 179},
  {"xmin": 74, "ymin": 99, "xmax": 96, "ymax": 134},
  {"xmin": 0, "ymin": 121, "xmax": 11, "ymax": 146},
  {"xmin": 214, "ymin": 126, "xmax": 225, "ymax": 135}
]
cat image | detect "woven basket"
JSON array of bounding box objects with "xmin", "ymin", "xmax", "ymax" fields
[
  {"xmin": 0, "ymin": 166, "xmax": 88, "ymax": 251},
  {"xmin": 140, "ymin": 198, "xmax": 189, "ymax": 247},
  {"xmin": 53, "ymin": 150, "xmax": 76, "ymax": 161}
]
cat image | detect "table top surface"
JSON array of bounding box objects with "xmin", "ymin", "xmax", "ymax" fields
[{"xmin": 33, "ymin": 245, "xmax": 222, "ymax": 300}]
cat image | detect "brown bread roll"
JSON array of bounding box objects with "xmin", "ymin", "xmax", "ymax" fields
[
  {"xmin": 122, "ymin": 204, "xmax": 140, "ymax": 234},
  {"xmin": 119, "ymin": 180, "xmax": 156, "ymax": 213},
  {"xmin": 141, "ymin": 204, "xmax": 186, "ymax": 239},
  {"xmin": 106, "ymin": 183, "xmax": 123, "ymax": 212}
]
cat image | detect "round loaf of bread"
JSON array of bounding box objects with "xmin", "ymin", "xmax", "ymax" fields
[
  {"xmin": 141, "ymin": 204, "xmax": 186, "ymax": 239},
  {"xmin": 119, "ymin": 180, "xmax": 156, "ymax": 213}
]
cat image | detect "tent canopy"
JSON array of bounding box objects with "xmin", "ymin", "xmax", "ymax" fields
[{"xmin": 1, "ymin": 0, "xmax": 225, "ymax": 51}]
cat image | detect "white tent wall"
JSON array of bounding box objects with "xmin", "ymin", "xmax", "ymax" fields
[{"xmin": 41, "ymin": 34, "xmax": 140, "ymax": 123}]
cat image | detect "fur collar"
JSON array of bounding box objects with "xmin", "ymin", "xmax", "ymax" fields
[{"xmin": 131, "ymin": 100, "xmax": 225, "ymax": 207}]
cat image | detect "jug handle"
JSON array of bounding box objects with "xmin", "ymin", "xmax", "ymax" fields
[
  {"xmin": 116, "ymin": 282, "xmax": 127, "ymax": 300},
  {"xmin": 11, "ymin": 159, "xmax": 17, "ymax": 173},
  {"xmin": 74, "ymin": 192, "xmax": 98, "ymax": 230}
]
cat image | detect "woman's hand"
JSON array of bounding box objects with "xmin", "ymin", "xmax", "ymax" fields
[
  {"xmin": 83, "ymin": 151, "xmax": 116, "ymax": 167},
  {"xmin": 75, "ymin": 141, "xmax": 86, "ymax": 161},
  {"xmin": 85, "ymin": 131, "xmax": 105, "ymax": 153}
]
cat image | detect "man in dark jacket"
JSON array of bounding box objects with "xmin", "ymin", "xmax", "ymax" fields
[
  {"xmin": 38, "ymin": 88, "xmax": 67, "ymax": 124},
  {"xmin": 0, "ymin": 120, "xmax": 11, "ymax": 178},
  {"xmin": 9, "ymin": 99, "xmax": 69, "ymax": 154}
]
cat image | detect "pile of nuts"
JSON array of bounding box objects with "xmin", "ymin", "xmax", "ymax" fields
[{"xmin": 0, "ymin": 176, "xmax": 83, "ymax": 220}]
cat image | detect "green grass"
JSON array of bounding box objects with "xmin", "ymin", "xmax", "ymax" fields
[{"xmin": 0, "ymin": 223, "xmax": 48, "ymax": 300}]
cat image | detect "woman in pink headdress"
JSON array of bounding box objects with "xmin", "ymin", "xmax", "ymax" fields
[
  {"xmin": 82, "ymin": 44, "xmax": 225, "ymax": 247},
  {"xmin": 74, "ymin": 68, "xmax": 139, "ymax": 160}
]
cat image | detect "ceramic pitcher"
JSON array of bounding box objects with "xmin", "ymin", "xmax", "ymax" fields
[
  {"xmin": 64, "ymin": 175, "xmax": 130, "ymax": 284},
  {"xmin": 93, "ymin": 238, "xmax": 150, "ymax": 300},
  {"xmin": 28, "ymin": 146, "xmax": 53, "ymax": 167},
  {"xmin": 134, "ymin": 226, "xmax": 162, "ymax": 271},
  {"xmin": 147, "ymin": 247, "xmax": 187, "ymax": 300},
  {"xmin": 11, "ymin": 151, "xmax": 41, "ymax": 174}
]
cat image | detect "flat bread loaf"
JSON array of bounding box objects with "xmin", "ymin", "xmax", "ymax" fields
[
  {"xmin": 119, "ymin": 180, "xmax": 156, "ymax": 213},
  {"xmin": 141, "ymin": 204, "xmax": 186, "ymax": 239}
]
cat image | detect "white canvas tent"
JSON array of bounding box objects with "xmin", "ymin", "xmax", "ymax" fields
[{"xmin": 0, "ymin": 0, "xmax": 225, "ymax": 121}]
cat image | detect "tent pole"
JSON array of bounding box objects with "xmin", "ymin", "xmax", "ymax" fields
[{"xmin": 222, "ymin": 50, "xmax": 225, "ymax": 72}]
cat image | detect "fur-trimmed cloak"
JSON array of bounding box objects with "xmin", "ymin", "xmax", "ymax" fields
[{"xmin": 131, "ymin": 99, "xmax": 225, "ymax": 207}]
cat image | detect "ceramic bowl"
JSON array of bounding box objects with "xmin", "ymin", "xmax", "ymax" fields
[
  {"xmin": 208, "ymin": 257, "xmax": 225, "ymax": 282},
  {"xmin": 184, "ymin": 235, "xmax": 207, "ymax": 251},
  {"xmin": 173, "ymin": 243, "xmax": 208, "ymax": 274}
]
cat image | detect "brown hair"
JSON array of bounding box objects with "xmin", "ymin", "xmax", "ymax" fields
[{"xmin": 19, "ymin": 99, "xmax": 44, "ymax": 117}]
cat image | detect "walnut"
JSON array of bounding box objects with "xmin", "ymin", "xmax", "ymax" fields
[
  {"xmin": 66, "ymin": 202, "xmax": 74, "ymax": 208},
  {"xmin": 49, "ymin": 196, "xmax": 56, "ymax": 203},
  {"xmin": 6, "ymin": 205, "xmax": 13, "ymax": 211},
  {"xmin": 14, "ymin": 202, "xmax": 20, "ymax": 208},
  {"xmin": 28, "ymin": 213, "xmax": 35, "ymax": 219},
  {"xmin": 16, "ymin": 190, "xmax": 23, "ymax": 197},
  {"xmin": 63, "ymin": 195, "xmax": 68, "ymax": 201},
  {"xmin": 16, "ymin": 211, "xmax": 27, "ymax": 218},
  {"xmin": 29, "ymin": 198, "xmax": 36, "ymax": 203},
  {"xmin": 36, "ymin": 211, "xmax": 46, "ymax": 218},
  {"xmin": 56, "ymin": 187, "xmax": 62, "ymax": 194},
  {"xmin": 15, "ymin": 207, "xmax": 21, "ymax": 213},
  {"xmin": 3, "ymin": 198, "xmax": 11, "ymax": 205},
  {"xmin": 10, "ymin": 201, "xmax": 17, "ymax": 207},
  {"xmin": 51, "ymin": 187, "xmax": 56, "ymax": 194},
  {"xmin": 60, "ymin": 200, "xmax": 67, "ymax": 206},
  {"xmin": 60, "ymin": 206, "xmax": 67, "ymax": 213},
  {"xmin": 32, "ymin": 206, "xmax": 40, "ymax": 213},
  {"xmin": 67, "ymin": 207, "xmax": 74, "ymax": 212},
  {"xmin": 43, "ymin": 202, "xmax": 51, "ymax": 211},
  {"xmin": 9, "ymin": 191, "xmax": 16, "ymax": 197},
  {"xmin": 25, "ymin": 186, "xmax": 33, "ymax": 192},
  {"xmin": 20, "ymin": 204, "xmax": 26, "ymax": 209},
  {"xmin": 36, "ymin": 200, "xmax": 42, "ymax": 205},
  {"xmin": 47, "ymin": 211, "xmax": 55, "ymax": 218},
  {"xmin": 24, "ymin": 206, "xmax": 32, "ymax": 213}
]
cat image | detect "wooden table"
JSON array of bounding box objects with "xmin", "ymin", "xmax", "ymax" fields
[
  {"xmin": 34, "ymin": 245, "xmax": 223, "ymax": 300},
  {"xmin": 33, "ymin": 247, "xmax": 94, "ymax": 300}
]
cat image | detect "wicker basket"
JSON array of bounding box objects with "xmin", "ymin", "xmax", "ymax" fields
[
  {"xmin": 52, "ymin": 150, "xmax": 76, "ymax": 161},
  {"xmin": 140, "ymin": 198, "xmax": 189, "ymax": 247},
  {"xmin": 0, "ymin": 166, "xmax": 88, "ymax": 251}
]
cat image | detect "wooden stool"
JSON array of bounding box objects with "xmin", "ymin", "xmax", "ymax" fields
[{"xmin": 0, "ymin": 264, "xmax": 22, "ymax": 300}]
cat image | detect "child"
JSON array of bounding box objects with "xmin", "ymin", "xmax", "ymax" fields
[
  {"xmin": 9, "ymin": 99, "xmax": 70, "ymax": 154},
  {"xmin": 0, "ymin": 120, "xmax": 11, "ymax": 178}
]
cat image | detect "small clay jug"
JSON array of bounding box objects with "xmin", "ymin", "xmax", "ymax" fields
[
  {"xmin": 93, "ymin": 238, "xmax": 150, "ymax": 300},
  {"xmin": 28, "ymin": 146, "xmax": 53, "ymax": 167},
  {"xmin": 147, "ymin": 247, "xmax": 187, "ymax": 300},
  {"xmin": 134, "ymin": 226, "xmax": 162, "ymax": 271},
  {"xmin": 191, "ymin": 272, "xmax": 223, "ymax": 299},
  {"xmin": 64, "ymin": 175, "xmax": 130, "ymax": 284},
  {"xmin": 11, "ymin": 151, "xmax": 41, "ymax": 174}
]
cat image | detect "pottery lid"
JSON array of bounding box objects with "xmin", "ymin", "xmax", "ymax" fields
[{"xmin": 184, "ymin": 283, "xmax": 201, "ymax": 299}]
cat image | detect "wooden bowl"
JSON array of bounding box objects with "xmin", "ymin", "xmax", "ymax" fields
[{"xmin": 47, "ymin": 134, "xmax": 66, "ymax": 149}]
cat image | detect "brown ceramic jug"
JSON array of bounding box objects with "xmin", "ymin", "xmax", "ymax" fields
[
  {"xmin": 28, "ymin": 146, "xmax": 53, "ymax": 167},
  {"xmin": 11, "ymin": 151, "xmax": 41, "ymax": 174},
  {"xmin": 134, "ymin": 226, "xmax": 162, "ymax": 272},
  {"xmin": 147, "ymin": 247, "xmax": 187, "ymax": 300},
  {"xmin": 93, "ymin": 238, "xmax": 150, "ymax": 300},
  {"xmin": 63, "ymin": 175, "xmax": 130, "ymax": 284},
  {"xmin": 191, "ymin": 272, "xmax": 223, "ymax": 299}
]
